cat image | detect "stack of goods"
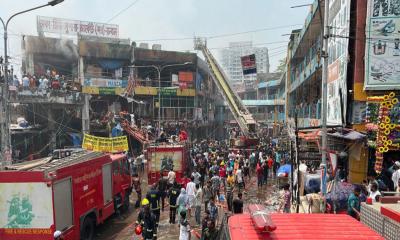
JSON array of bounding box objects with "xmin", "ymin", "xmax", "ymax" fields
[
  {"xmin": 326, "ymin": 181, "xmax": 354, "ymax": 211},
  {"xmin": 367, "ymin": 92, "xmax": 400, "ymax": 173}
]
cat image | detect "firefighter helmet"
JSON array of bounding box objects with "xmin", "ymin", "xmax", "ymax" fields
[{"xmin": 141, "ymin": 198, "xmax": 150, "ymax": 206}]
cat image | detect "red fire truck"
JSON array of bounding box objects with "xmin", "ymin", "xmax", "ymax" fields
[
  {"xmin": 146, "ymin": 143, "xmax": 191, "ymax": 186},
  {"xmin": 0, "ymin": 150, "xmax": 132, "ymax": 240}
]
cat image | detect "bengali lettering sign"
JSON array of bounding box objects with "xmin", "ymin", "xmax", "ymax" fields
[
  {"xmin": 82, "ymin": 134, "xmax": 128, "ymax": 153},
  {"xmin": 365, "ymin": 1, "xmax": 400, "ymax": 90},
  {"xmin": 327, "ymin": 0, "xmax": 351, "ymax": 125},
  {"xmin": 37, "ymin": 16, "xmax": 119, "ymax": 38}
]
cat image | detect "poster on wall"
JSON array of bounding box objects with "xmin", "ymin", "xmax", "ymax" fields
[
  {"xmin": 0, "ymin": 183, "xmax": 54, "ymax": 229},
  {"xmin": 327, "ymin": 0, "xmax": 351, "ymax": 125},
  {"xmin": 153, "ymin": 151, "xmax": 183, "ymax": 172},
  {"xmin": 365, "ymin": 1, "xmax": 400, "ymax": 90}
]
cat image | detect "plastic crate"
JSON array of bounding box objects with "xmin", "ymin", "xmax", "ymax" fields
[
  {"xmin": 383, "ymin": 217, "xmax": 400, "ymax": 240},
  {"xmin": 360, "ymin": 203, "xmax": 384, "ymax": 235}
]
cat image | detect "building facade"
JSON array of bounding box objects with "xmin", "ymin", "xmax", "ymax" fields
[
  {"xmin": 220, "ymin": 41, "xmax": 270, "ymax": 85},
  {"xmin": 285, "ymin": 0, "xmax": 400, "ymax": 184},
  {"xmin": 15, "ymin": 36, "xmax": 220, "ymax": 161}
]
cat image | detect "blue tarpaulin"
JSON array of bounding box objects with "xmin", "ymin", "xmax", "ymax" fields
[
  {"xmin": 277, "ymin": 164, "xmax": 292, "ymax": 175},
  {"xmin": 112, "ymin": 123, "xmax": 123, "ymax": 137},
  {"xmin": 68, "ymin": 133, "xmax": 82, "ymax": 147}
]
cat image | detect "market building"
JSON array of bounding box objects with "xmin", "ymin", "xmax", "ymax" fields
[
  {"xmin": 15, "ymin": 35, "xmax": 221, "ymax": 160},
  {"xmin": 12, "ymin": 35, "xmax": 83, "ymax": 161},
  {"xmin": 353, "ymin": 0, "xmax": 400, "ymax": 189},
  {"xmin": 285, "ymin": 0, "xmax": 400, "ymax": 187},
  {"xmin": 285, "ymin": 0, "xmax": 375, "ymax": 184}
]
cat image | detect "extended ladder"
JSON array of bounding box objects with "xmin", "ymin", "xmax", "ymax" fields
[{"xmin": 194, "ymin": 38, "xmax": 256, "ymax": 136}]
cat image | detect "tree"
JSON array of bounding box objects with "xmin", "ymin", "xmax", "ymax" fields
[{"xmin": 276, "ymin": 57, "xmax": 287, "ymax": 73}]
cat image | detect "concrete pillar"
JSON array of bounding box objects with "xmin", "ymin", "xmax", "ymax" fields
[{"xmin": 82, "ymin": 94, "xmax": 90, "ymax": 134}]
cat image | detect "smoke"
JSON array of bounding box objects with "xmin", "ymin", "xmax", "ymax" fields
[{"xmin": 58, "ymin": 38, "xmax": 79, "ymax": 60}]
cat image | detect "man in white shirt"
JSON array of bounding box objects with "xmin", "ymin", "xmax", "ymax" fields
[
  {"xmin": 168, "ymin": 168, "xmax": 176, "ymax": 186},
  {"xmin": 42, "ymin": 77, "xmax": 49, "ymax": 89},
  {"xmin": 191, "ymin": 169, "xmax": 201, "ymax": 185},
  {"xmin": 194, "ymin": 184, "xmax": 202, "ymax": 226},
  {"xmin": 368, "ymin": 182, "xmax": 381, "ymax": 203},
  {"xmin": 392, "ymin": 161, "xmax": 400, "ymax": 191},
  {"xmin": 185, "ymin": 176, "xmax": 196, "ymax": 217}
]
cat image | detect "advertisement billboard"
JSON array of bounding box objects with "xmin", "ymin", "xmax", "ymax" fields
[
  {"xmin": 37, "ymin": 16, "xmax": 119, "ymax": 38},
  {"xmin": 365, "ymin": 1, "xmax": 400, "ymax": 90},
  {"xmin": 0, "ymin": 183, "xmax": 53, "ymax": 229},
  {"xmin": 241, "ymin": 54, "xmax": 257, "ymax": 75},
  {"xmin": 327, "ymin": 0, "xmax": 351, "ymax": 125}
]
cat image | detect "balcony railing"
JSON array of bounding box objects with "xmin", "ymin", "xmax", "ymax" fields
[
  {"xmin": 289, "ymin": 53, "xmax": 321, "ymax": 92},
  {"xmin": 289, "ymin": 102, "xmax": 321, "ymax": 120},
  {"xmin": 9, "ymin": 85, "xmax": 83, "ymax": 105}
]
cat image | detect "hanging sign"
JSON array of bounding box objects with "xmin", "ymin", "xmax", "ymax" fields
[{"xmin": 82, "ymin": 134, "xmax": 129, "ymax": 153}]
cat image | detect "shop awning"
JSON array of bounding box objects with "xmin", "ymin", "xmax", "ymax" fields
[
  {"xmin": 328, "ymin": 129, "xmax": 366, "ymax": 141},
  {"xmin": 298, "ymin": 130, "xmax": 320, "ymax": 141}
]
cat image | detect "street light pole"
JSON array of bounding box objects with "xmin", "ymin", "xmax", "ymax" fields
[
  {"xmin": 129, "ymin": 62, "xmax": 192, "ymax": 131},
  {"xmin": 321, "ymin": 0, "xmax": 330, "ymax": 197},
  {"xmin": 0, "ymin": 0, "xmax": 64, "ymax": 165}
]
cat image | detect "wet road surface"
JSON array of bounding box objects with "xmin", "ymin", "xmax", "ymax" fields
[{"xmin": 95, "ymin": 170, "xmax": 280, "ymax": 240}]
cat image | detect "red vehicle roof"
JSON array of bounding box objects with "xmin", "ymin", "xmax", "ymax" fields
[{"xmin": 228, "ymin": 213, "xmax": 383, "ymax": 240}]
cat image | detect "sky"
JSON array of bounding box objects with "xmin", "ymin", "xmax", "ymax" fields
[{"xmin": 1, "ymin": 0, "xmax": 310, "ymax": 74}]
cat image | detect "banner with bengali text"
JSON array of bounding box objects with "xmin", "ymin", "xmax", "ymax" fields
[{"xmin": 82, "ymin": 134, "xmax": 129, "ymax": 153}]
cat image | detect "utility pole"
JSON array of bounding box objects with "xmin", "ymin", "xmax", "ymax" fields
[
  {"xmin": 321, "ymin": 0, "xmax": 330, "ymax": 197},
  {"xmin": 0, "ymin": 0, "xmax": 64, "ymax": 166},
  {"xmin": 129, "ymin": 62, "xmax": 192, "ymax": 131}
]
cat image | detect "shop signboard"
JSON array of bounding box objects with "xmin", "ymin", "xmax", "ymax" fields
[
  {"xmin": 327, "ymin": 0, "xmax": 351, "ymax": 125},
  {"xmin": 37, "ymin": 16, "xmax": 119, "ymax": 38},
  {"xmin": 351, "ymin": 101, "xmax": 367, "ymax": 124},
  {"xmin": 178, "ymin": 72, "xmax": 194, "ymax": 82},
  {"xmin": 84, "ymin": 78, "xmax": 128, "ymax": 88},
  {"xmin": 0, "ymin": 182, "xmax": 53, "ymax": 230},
  {"xmin": 159, "ymin": 88, "xmax": 177, "ymax": 96},
  {"xmin": 365, "ymin": 1, "xmax": 400, "ymax": 90}
]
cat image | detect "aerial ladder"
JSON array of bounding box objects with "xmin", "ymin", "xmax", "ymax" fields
[{"xmin": 194, "ymin": 38, "xmax": 258, "ymax": 145}]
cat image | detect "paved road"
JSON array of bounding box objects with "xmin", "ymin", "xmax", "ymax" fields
[{"xmin": 95, "ymin": 170, "xmax": 279, "ymax": 240}]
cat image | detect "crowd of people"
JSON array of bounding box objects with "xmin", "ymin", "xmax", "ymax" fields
[
  {"xmin": 347, "ymin": 161, "xmax": 400, "ymax": 220},
  {"xmin": 133, "ymin": 139, "xmax": 287, "ymax": 240},
  {"xmin": 10, "ymin": 70, "xmax": 79, "ymax": 93}
]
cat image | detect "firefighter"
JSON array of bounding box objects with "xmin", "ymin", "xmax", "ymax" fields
[
  {"xmin": 158, "ymin": 176, "xmax": 168, "ymax": 211},
  {"xmin": 168, "ymin": 181, "xmax": 181, "ymax": 224},
  {"xmin": 136, "ymin": 198, "xmax": 157, "ymax": 240},
  {"xmin": 146, "ymin": 183, "xmax": 161, "ymax": 227}
]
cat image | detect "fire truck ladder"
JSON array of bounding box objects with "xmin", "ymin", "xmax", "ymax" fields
[
  {"xmin": 29, "ymin": 151, "xmax": 104, "ymax": 173},
  {"xmin": 194, "ymin": 38, "xmax": 257, "ymax": 136},
  {"xmin": 120, "ymin": 120, "xmax": 148, "ymax": 145}
]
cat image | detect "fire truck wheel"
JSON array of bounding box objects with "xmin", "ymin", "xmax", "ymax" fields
[{"xmin": 80, "ymin": 216, "xmax": 95, "ymax": 240}]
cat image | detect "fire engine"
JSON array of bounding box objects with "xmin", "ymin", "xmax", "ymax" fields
[
  {"xmin": 0, "ymin": 150, "xmax": 132, "ymax": 240},
  {"xmin": 146, "ymin": 142, "xmax": 191, "ymax": 186}
]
